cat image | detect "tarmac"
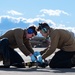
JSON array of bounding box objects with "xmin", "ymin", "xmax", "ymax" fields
[{"xmin": 0, "ymin": 48, "xmax": 75, "ymax": 75}]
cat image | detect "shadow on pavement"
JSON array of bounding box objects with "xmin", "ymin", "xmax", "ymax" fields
[
  {"xmin": 50, "ymin": 68, "xmax": 75, "ymax": 73},
  {"xmin": 0, "ymin": 67, "xmax": 50, "ymax": 72},
  {"xmin": 0, "ymin": 67, "xmax": 75, "ymax": 73}
]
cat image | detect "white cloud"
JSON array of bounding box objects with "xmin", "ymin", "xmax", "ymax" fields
[
  {"xmin": 40, "ymin": 9, "xmax": 70, "ymax": 16},
  {"xmin": 25, "ymin": 17, "xmax": 56, "ymax": 26},
  {"xmin": 36, "ymin": 14, "xmax": 45, "ymax": 17},
  {"xmin": 0, "ymin": 17, "xmax": 1, "ymax": 23},
  {"xmin": 0, "ymin": 15, "xmax": 26, "ymax": 23},
  {"xmin": 0, "ymin": 15, "xmax": 75, "ymax": 34},
  {"xmin": 61, "ymin": 11, "xmax": 70, "ymax": 16},
  {"xmin": 51, "ymin": 23, "xmax": 75, "ymax": 34},
  {"xmin": 7, "ymin": 10, "xmax": 23, "ymax": 16}
]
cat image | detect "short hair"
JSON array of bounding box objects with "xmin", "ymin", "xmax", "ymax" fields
[
  {"xmin": 37, "ymin": 22, "xmax": 50, "ymax": 31},
  {"xmin": 27, "ymin": 26, "xmax": 37, "ymax": 35}
]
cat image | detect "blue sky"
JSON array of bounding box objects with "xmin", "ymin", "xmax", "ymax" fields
[{"xmin": 0, "ymin": 0, "xmax": 75, "ymax": 35}]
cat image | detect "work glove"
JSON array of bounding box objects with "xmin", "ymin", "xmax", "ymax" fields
[
  {"xmin": 34, "ymin": 51, "xmax": 43, "ymax": 63},
  {"xmin": 30, "ymin": 54, "xmax": 36, "ymax": 62}
]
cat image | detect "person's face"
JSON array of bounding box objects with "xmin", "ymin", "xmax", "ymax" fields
[
  {"xmin": 26, "ymin": 33, "xmax": 35, "ymax": 39},
  {"xmin": 39, "ymin": 30, "xmax": 48, "ymax": 38}
]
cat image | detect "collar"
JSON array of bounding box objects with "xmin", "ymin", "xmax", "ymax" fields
[{"xmin": 49, "ymin": 28, "xmax": 54, "ymax": 36}]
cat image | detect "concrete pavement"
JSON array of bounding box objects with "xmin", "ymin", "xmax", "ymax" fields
[
  {"xmin": 0, "ymin": 66, "xmax": 75, "ymax": 75},
  {"xmin": 0, "ymin": 48, "xmax": 75, "ymax": 75}
]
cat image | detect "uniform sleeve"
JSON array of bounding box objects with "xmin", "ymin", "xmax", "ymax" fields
[
  {"xmin": 40, "ymin": 47, "xmax": 48, "ymax": 55},
  {"xmin": 24, "ymin": 39, "xmax": 34, "ymax": 54},
  {"xmin": 42, "ymin": 30, "xmax": 60, "ymax": 59},
  {"xmin": 14, "ymin": 29, "xmax": 31, "ymax": 56}
]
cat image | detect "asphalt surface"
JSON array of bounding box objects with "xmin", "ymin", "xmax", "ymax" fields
[{"xmin": 0, "ymin": 48, "xmax": 75, "ymax": 75}]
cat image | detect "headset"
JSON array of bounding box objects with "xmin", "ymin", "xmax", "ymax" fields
[
  {"xmin": 39, "ymin": 23, "xmax": 48, "ymax": 33},
  {"xmin": 27, "ymin": 28, "xmax": 34, "ymax": 34}
]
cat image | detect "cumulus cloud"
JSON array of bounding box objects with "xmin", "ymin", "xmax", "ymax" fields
[
  {"xmin": 0, "ymin": 15, "xmax": 75, "ymax": 35},
  {"xmin": 25, "ymin": 17, "xmax": 56, "ymax": 26},
  {"xmin": 0, "ymin": 15, "xmax": 27, "ymax": 24},
  {"xmin": 40, "ymin": 9, "xmax": 70, "ymax": 16},
  {"xmin": 7, "ymin": 10, "xmax": 23, "ymax": 16},
  {"xmin": 37, "ymin": 14, "xmax": 45, "ymax": 17},
  {"xmin": 51, "ymin": 23, "xmax": 75, "ymax": 35}
]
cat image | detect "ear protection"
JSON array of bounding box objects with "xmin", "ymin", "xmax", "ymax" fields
[
  {"xmin": 39, "ymin": 24, "xmax": 48, "ymax": 33},
  {"xmin": 42, "ymin": 27, "xmax": 48, "ymax": 33},
  {"xmin": 27, "ymin": 28, "xmax": 34, "ymax": 34}
]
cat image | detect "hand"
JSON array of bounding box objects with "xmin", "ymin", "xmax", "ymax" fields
[
  {"xmin": 37, "ymin": 55, "xmax": 43, "ymax": 63},
  {"xmin": 34, "ymin": 51, "xmax": 40, "ymax": 56},
  {"xmin": 34, "ymin": 51, "xmax": 43, "ymax": 63},
  {"xmin": 30, "ymin": 54, "xmax": 36, "ymax": 62}
]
